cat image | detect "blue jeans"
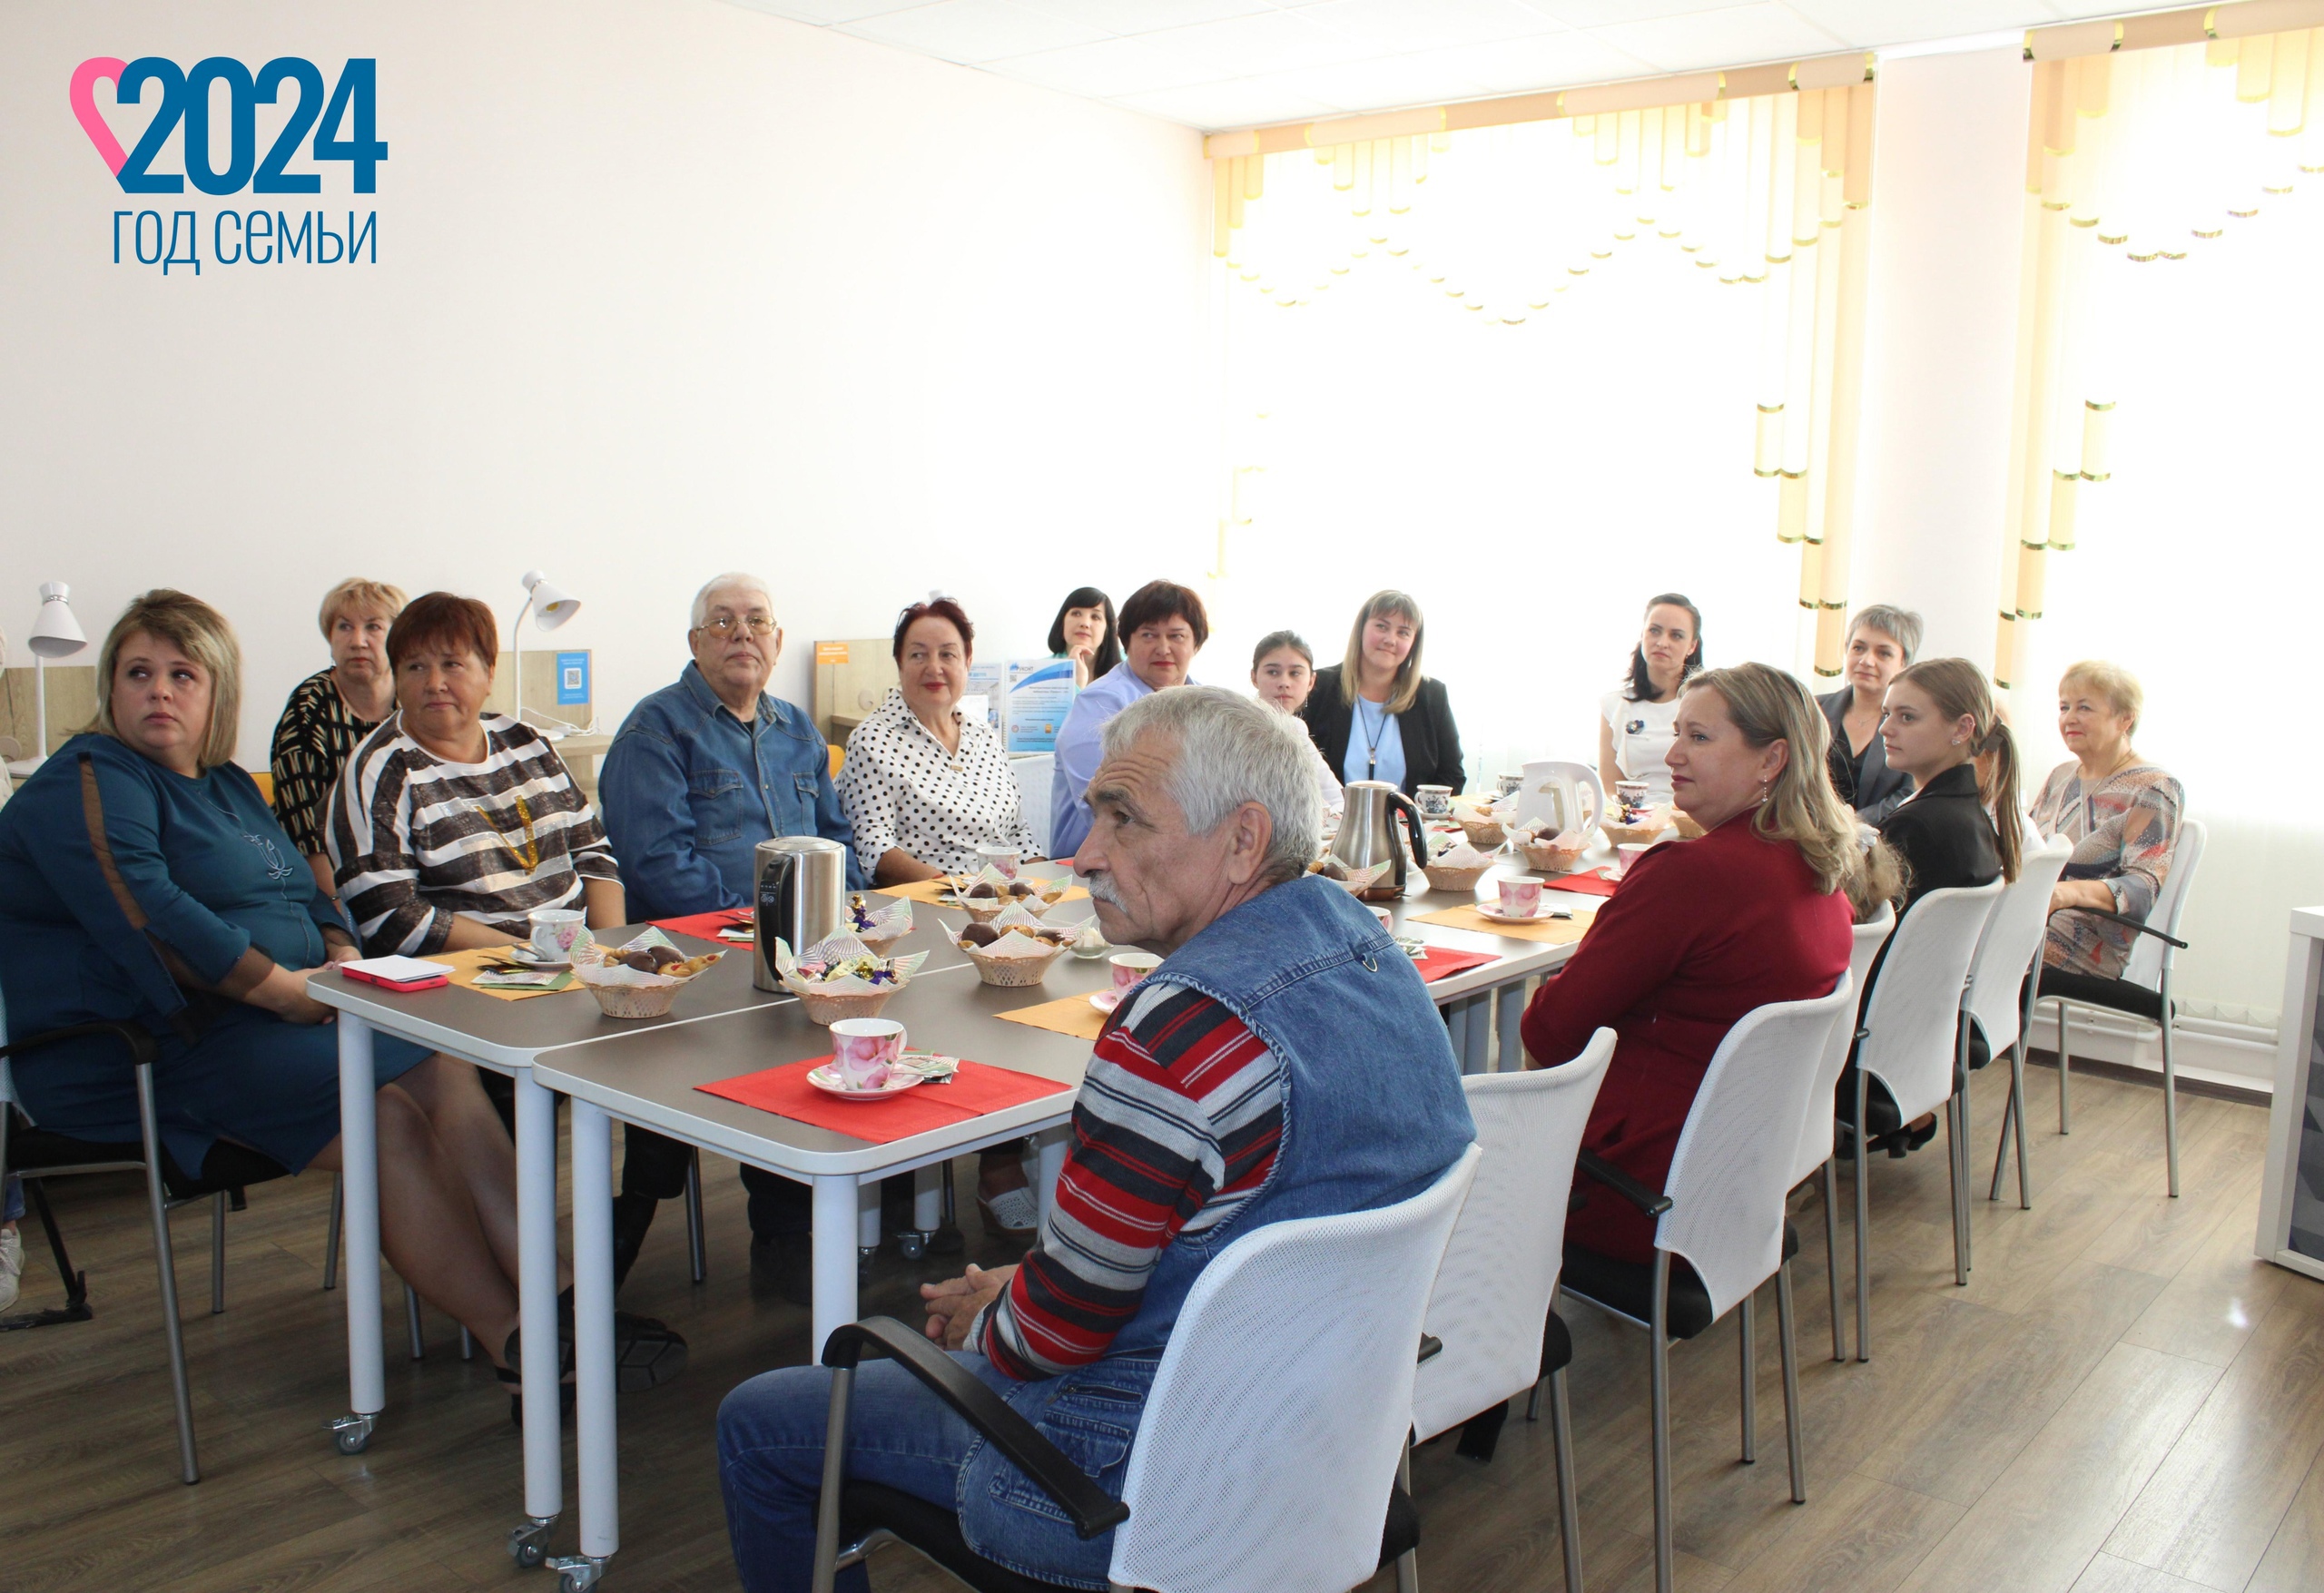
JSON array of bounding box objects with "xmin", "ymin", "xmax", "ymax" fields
[
  {"xmin": 717, "ymin": 1352, "xmax": 1153, "ymax": 1593},
  {"xmin": 5, "ymin": 1176, "xmax": 21, "ymax": 1224}
]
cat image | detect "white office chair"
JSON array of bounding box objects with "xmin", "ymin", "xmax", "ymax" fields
[
  {"xmin": 1558, "ymin": 978, "xmax": 1856, "ymax": 1593},
  {"xmin": 1411, "ymin": 1030, "xmax": 1614, "ymax": 1593},
  {"xmin": 2035, "ymin": 817, "xmax": 2206, "ymax": 1197},
  {"xmin": 1846, "ymin": 879, "xmax": 2004, "ymax": 1360},
  {"xmin": 810, "ymin": 1144, "xmax": 1483, "ymax": 1593},
  {"xmin": 1971, "ymin": 837, "xmax": 2076, "ymax": 1209},
  {"xmin": 1795, "ymin": 904, "xmax": 1891, "ymax": 1364}
]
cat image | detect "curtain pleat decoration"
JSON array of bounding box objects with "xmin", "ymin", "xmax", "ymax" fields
[
  {"xmin": 1999, "ymin": 8, "xmax": 2324, "ymax": 689},
  {"xmin": 1208, "ymin": 64, "xmax": 1877, "ymax": 674}
]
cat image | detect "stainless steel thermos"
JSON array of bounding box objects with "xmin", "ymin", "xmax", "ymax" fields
[{"xmin": 753, "ymin": 836, "xmax": 848, "ymax": 990}]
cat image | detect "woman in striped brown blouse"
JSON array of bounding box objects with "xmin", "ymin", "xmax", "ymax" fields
[
  {"xmin": 329, "ymin": 592, "xmax": 625, "ymax": 956},
  {"xmin": 269, "ymin": 577, "xmax": 406, "ymax": 903}
]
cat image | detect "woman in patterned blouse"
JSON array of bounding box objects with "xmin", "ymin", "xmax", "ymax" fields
[
  {"xmin": 2030, "ymin": 660, "xmax": 2184, "ymax": 979},
  {"xmin": 269, "ymin": 577, "xmax": 405, "ymax": 900},
  {"xmin": 837, "ymin": 597, "xmax": 1039, "ymax": 885}
]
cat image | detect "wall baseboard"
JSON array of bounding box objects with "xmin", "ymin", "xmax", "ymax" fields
[
  {"xmin": 2020, "ymin": 1048, "xmax": 2270, "ymax": 1109},
  {"xmin": 2019, "ymin": 1003, "xmax": 2277, "ymax": 1097}
]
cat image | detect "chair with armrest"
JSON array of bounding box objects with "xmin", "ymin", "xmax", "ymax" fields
[
  {"xmin": 1796, "ymin": 904, "xmax": 1891, "ymax": 1364},
  {"xmin": 2034, "ymin": 817, "xmax": 2204, "ymax": 1197},
  {"xmin": 0, "ymin": 992, "xmax": 292, "ymax": 1485},
  {"xmin": 1408, "ymin": 1028, "xmax": 1613, "ymax": 1593},
  {"xmin": 1556, "ymin": 978, "xmax": 1856, "ymax": 1593},
  {"xmin": 1966, "ymin": 836, "xmax": 2076, "ymax": 1210},
  {"xmin": 1845, "ymin": 879, "xmax": 2004, "ymax": 1360},
  {"xmin": 808, "ymin": 1143, "xmax": 1483, "ymax": 1593}
]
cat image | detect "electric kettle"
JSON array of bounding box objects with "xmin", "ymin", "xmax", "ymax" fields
[
  {"xmin": 1516, "ymin": 761, "xmax": 1606, "ymax": 841},
  {"xmin": 1332, "ymin": 780, "xmax": 1430, "ymax": 901}
]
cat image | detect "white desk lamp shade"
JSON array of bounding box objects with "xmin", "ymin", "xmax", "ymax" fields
[
  {"xmin": 29, "ymin": 583, "xmax": 86, "ymax": 656},
  {"xmin": 513, "ymin": 571, "xmax": 580, "ymax": 732}
]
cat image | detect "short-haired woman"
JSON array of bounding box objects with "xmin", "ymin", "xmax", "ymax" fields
[
  {"xmin": 0, "ymin": 592, "xmax": 540, "ymax": 1388},
  {"xmin": 270, "ymin": 577, "xmax": 409, "ymax": 901},
  {"xmin": 1819, "ymin": 604, "xmax": 1924, "ymax": 823},
  {"xmin": 1047, "ymin": 587, "xmax": 1119, "ymax": 691},
  {"xmin": 330, "ymin": 592, "xmax": 625, "ymax": 955},
  {"xmin": 1299, "ymin": 590, "xmax": 1464, "ymax": 796},
  {"xmin": 2031, "ymin": 661, "xmax": 2183, "ymax": 978},
  {"xmin": 1524, "ymin": 662, "xmax": 1856, "ymax": 1264},
  {"xmin": 1599, "ymin": 593, "xmax": 1704, "ymax": 806},
  {"xmin": 1250, "ymin": 630, "xmax": 1343, "ymax": 821},
  {"xmin": 838, "ymin": 599, "xmax": 1039, "ymax": 885},
  {"xmin": 1049, "ymin": 580, "xmax": 1207, "ymax": 858}
]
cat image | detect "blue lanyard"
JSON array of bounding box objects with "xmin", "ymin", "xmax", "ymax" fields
[{"xmin": 1356, "ymin": 697, "xmax": 1389, "ymax": 781}]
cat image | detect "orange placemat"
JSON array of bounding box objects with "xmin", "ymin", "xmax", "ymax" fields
[
  {"xmin": 1407, "ymin": 905, "xmax": 1596, "ymax": 946},
  {"xmin": 993, "ymin": 994, "xmax": 1110, "ymax": 1042},
  {"xmin": 881, "ymin": 877, "xmax": 1090, "ymax": 909},
  {"xmin": 421, "ymin": 947, "xmax": 589, "ymax": 1002},
  {"xmin": 696, "ymin": 1057, "xmax": 1071, "ymax": 1144}
]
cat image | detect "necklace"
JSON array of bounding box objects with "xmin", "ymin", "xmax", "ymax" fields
[
  {"xmin": 1355, "ymin": 696, "xmax": 1389, "ymax": 781},
  {"xmin": 475, "ymin": 792, "xmax": 541, "ymax": 874},
  {"xmin": 198, "ymin": 777, "xmax": 298, "ymax": 885}
]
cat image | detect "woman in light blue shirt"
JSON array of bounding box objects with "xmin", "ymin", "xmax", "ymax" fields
[{"xmin": 1048, "ymin": 580, "xmax": 1206, "ymax": 858}]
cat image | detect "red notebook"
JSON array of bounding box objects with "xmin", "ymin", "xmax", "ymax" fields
[{"xmin": 696, "ymin": 1057, "xmax": 1072, "ymax": 1146}]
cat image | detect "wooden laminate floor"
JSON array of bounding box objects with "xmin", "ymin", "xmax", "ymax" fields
[{"xmin": 4, "ymin": 1057, "xmax": 2319, "ymax": 1593}]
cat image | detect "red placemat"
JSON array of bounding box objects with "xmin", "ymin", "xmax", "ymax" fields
[
  {"xmin": 1542, "ymin": 869, "xmax": 1620, "ymax": 899},
  {"xmin": 654, "ymin": 910, "xmax": 753, "ymax": 940},
  {"xmin": 695, "ymin": 1056, "xmax": 1071, "ymax": 1145},
  {"xmin": 1413, "ymin": 947, "xmax": 1497, "ymax": 983}
]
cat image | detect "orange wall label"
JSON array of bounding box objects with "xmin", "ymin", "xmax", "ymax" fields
[{"xmin": 815, "ymin": 642, "xmax": 850, "ymax": 665}]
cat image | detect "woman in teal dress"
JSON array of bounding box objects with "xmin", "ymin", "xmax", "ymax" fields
[{"xmin": 0, "ymin": 591, "xmax": 534, "ymax": 1378}]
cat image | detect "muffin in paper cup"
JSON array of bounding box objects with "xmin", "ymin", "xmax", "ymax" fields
[
  {"xmin": 1423, "ymin": 840, "xmax": 1496, "ymax": 894},
  {"xmin": 773, "ymin": 931, "xmax": 928, "ymax": 1027},
  {"xmin": 845, "ymin": 892, "xmax": 914, "ymax": 954},
  {"xmin": 573, "ymin": 929, "xmax": 724, "ymax": 1019},
  {"xmin": 953, "ymin": 908, "xmax": 1074, "ymax": 987}
]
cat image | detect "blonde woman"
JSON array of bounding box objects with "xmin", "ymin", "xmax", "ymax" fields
[
  {"xmin": 270, "ymin": 577, "xmax": 408, "ymax": 900},
  {"xmin": 1299, "ymin": 589, "xmax": 1464, "ymax": 795},
  {"xmin": 1523, "ymin": 662, "xmax": 1856, "ymax": 1265},
  {"xmin": 2030, "ymin": 661, "xmax": 2182, "ymax": 978}
]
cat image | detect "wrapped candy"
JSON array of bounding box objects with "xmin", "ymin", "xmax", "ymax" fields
[
  {"xmin": 845, "ymin": 892, "xmax": 914, "ymax": 953},
  {"xmin": 773, "ymin": 931, "xmax": 930, "ymax": 1024}
]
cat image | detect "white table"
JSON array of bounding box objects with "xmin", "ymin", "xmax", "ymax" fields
[
  {"xmin": 308, "ymin": 929, "xmax": 795, "ymax": 1568},
  {"xmin": 2258, "ymin": 905, "xmax": 2324, "ymax": 1282},
  {"xmin": 519, "ymin": 870, "xmax": 1587, "ymax": 1587}
]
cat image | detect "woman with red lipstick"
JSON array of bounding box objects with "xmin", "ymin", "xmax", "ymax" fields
[
  {"xmin": 1525, "ymin": 662, "xmax": 1856, "ymax": 1264},
  {"xmin": 2030, "ymin": 662, "xmax": 2182, "ymax": 979}
]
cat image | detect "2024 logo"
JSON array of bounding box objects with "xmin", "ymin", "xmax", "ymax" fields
[{"xmin": 71, "ymin": 56, "xmax": 387, "ymax": 194}]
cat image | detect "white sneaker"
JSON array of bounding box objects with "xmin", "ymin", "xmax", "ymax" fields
[{"xmin": 0, "ymin": 1225, "xmax": 24, "ymax": 1314}]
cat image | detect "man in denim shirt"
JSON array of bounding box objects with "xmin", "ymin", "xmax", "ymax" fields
[{"xmin": 600, "ymin": 573, "xmax": 865, "ymax": 1299}]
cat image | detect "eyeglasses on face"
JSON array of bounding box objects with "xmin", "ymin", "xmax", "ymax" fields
[{"xmin": 701, "ymin": 615, "xmax": 775, "ymax": 636}]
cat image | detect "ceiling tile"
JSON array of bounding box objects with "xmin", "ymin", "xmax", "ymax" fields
[
  {"xmin": 1296, "ymin": 0, "xmax": 1567, "ymax": 53},
  {"xmin": 841, "ymin": 1, "xmax": 1111, "ymax": 64},
  {"xmin": 1413, "ymin": 29, "xmax": 1659, "ymax": 94},
  {"xmin": 1586, "ymin": 2, "xmax": 1845, "ymax": 72},
  {"xmin": 715, "ymin": 0, "xmax": 929, "ymax": 24},
  {"xmin": 1254, "ymin": 53, "xmax": 1500, "ymax": 111},
  {"xmin": 990, "ymin": 8, "xmax": 1380, "ymax": 96},
  {"xmin": 1019, "ymin": 0, "xmax": 1275, "ymax": 30},
  {"xmin": 1781, "ymin": 1, "xmax": 2061, "ymax": 47},
  {"xmin": 1109, "ymin": 79, "xmax": 1344, "ymax": 128},
  {"xmin": 1527, "ymin": 0, "xmax": 1753, "ymax": 26}
]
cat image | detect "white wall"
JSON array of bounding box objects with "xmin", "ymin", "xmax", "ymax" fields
[{"xmin": 0, "ymin": 0, "xmax": 1213, "ymax": 754}]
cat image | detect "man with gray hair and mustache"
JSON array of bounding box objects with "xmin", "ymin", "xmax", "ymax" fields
[{"xmin": 716, "ymin": 684, "xmax": 1474, "ymax": 1592}]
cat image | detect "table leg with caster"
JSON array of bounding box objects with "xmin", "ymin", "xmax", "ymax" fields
[
  {"xmin": 513, "ymin": 1068, "xmax": 563, "ymax": 1561},
  {"xmin": 334, "ymin": 1016, "xmax": 384, "ymax": 1453},
  {"xmin": 549, "ymin": 1098, "xmax": 617, "ymax": 1587},
  {"xmin": 900, "ymin": 1165, "xmax": 942, "ymax": 1260}
]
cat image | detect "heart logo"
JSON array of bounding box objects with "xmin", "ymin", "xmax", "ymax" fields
[{"xmin": 70, "ymin": 56, "xmax": 130, "ymax": 176}]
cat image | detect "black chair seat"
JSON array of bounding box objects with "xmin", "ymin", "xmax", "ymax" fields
[
  {"xmin": 2039, "ymin": 968, "xmax": 2164, "ymax": 1026},
  {"xmin": 1541, "ymin": 1307, "xmax": 1572, "ymax": 1378},
  {"xmin": 836, "ymin": 1480, "xmax": 1420, "ymax": 1589},
  {"xmin": 1561, "ymin": 1224, "xmax": 1799, "ymax": 1342},
  {"xmin": 7, "ymin": 1121, "xmax": 289, "ymax": 1203}
]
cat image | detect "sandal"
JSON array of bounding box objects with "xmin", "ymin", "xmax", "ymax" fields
[{"xmin": 977, "ymin": 1185, "xmax": 1041, "ymax": 1238}]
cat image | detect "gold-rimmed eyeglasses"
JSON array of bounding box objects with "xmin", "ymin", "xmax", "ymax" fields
[{"xmin": 700, "ymin": 615, "xmax": 775, "ymax": 636}]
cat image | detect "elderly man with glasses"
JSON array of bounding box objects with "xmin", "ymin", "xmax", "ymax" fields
[
  {"xmin": 714, "ymin": 686, "xmax": 1475, "ymax": 1593},
  {"xmin": 599, "ymin": 573, "xmax": 865, "ymax": 1299}
]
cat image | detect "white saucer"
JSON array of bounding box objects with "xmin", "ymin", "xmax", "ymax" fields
[
  {"xmin": 1089, "ymin": 989, "xmax": 1125, "ymax": 1015},
  {"xmin": 1474, "ymin": 901, "xmax": 1564, "ymax": 924},
  {"xmin": 510, "ymin": 946, "xmax": 573, "ymax": 969},
  {"xmin": 806, "ymin": 1064, "xmax": 923, "ymax": 1100}
]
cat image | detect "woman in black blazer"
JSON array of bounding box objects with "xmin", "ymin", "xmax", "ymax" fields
[
  {"xmin": 1819, "ymin": 604, "xmax": 1924, "ymax": 823},
  {"xmin": 1874, "ymin": 657, "xmax": 2024, "ymax": 907},
  {"xmin": 1299, "ymin": 590, "xmax": 1465, "ymax": 795}
]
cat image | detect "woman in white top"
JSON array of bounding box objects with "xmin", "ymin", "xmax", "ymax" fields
[
  {"xmin": 1249, "ymin": 630, "xmax": 1344, "ymax": 821},
  {"xmin": 838, "ymin": 599, "xmax": 1039, "ymax": 886},
  {"xmin": 1598, "ymin": 593, "xmax": 1704, "ymax": 807}
]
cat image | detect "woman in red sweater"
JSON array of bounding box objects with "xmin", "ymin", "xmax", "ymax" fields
[{"xmin": 1522, "ymin": 662, "xmax": 1857, "ymax": 1264}]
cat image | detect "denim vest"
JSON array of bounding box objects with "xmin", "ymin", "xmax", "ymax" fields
[{"xmin": 958, "ymin": 875, "xmax": 1474, "ymax": 1585}]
